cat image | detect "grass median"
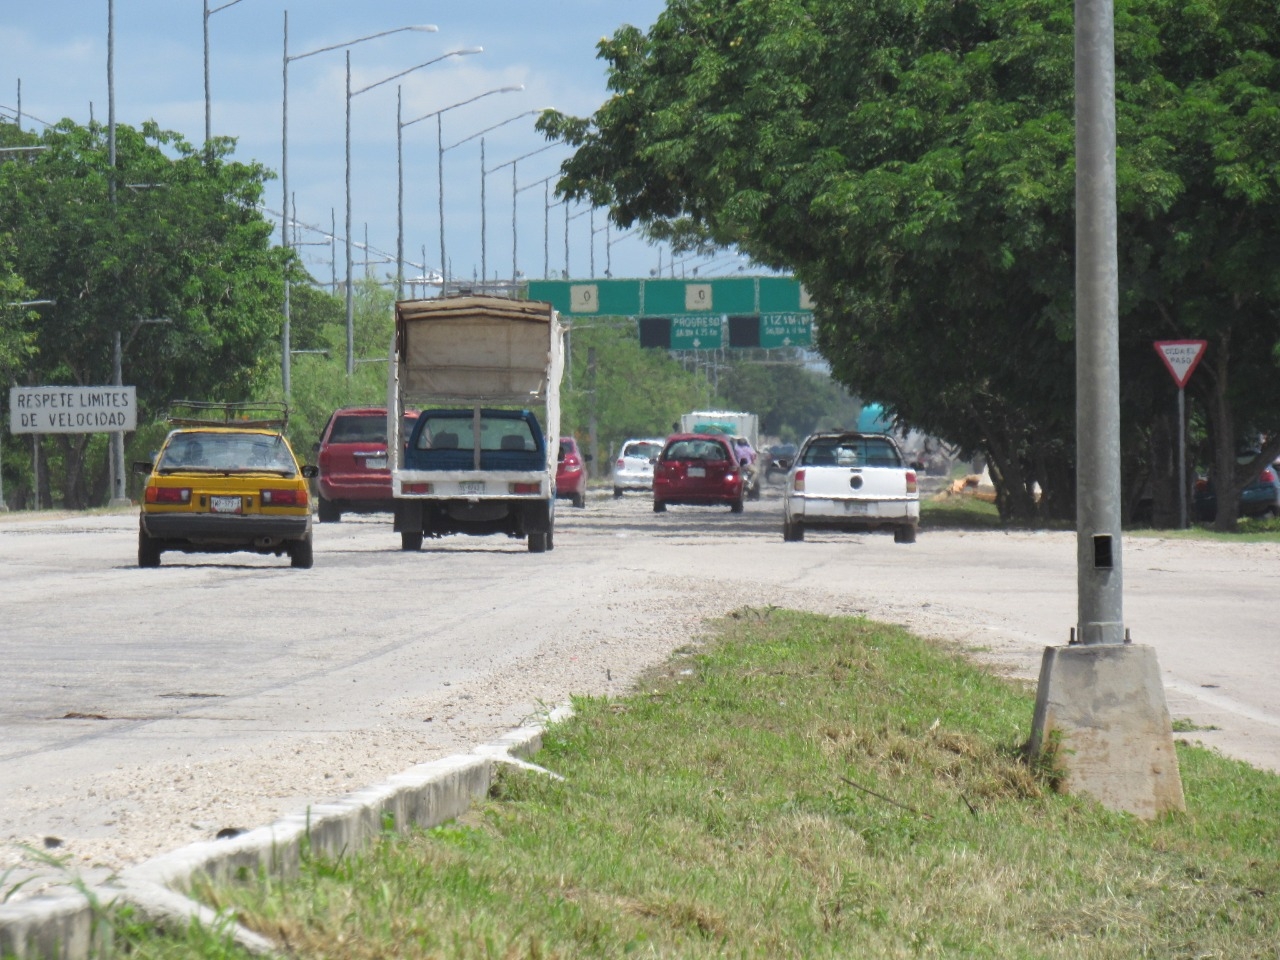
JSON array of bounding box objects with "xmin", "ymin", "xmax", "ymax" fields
[{"xmin": 115, "ymin": 609, "xmax": 1280, "ymax": 959}]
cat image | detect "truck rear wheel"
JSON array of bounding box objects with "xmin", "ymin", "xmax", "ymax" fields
[
  {"xmin": 317, "ymin": 496, "xmax": 341, "ymax": 523},
  {"xmin": 894, "ymin": 525, "xmax": 917, "ymax": 544},
  {"xmin": 528, "ymin": 532, "xmax": 548, "ymax": 553},
  {"xmin": 783, "ymin": 519, "xmax": 805, "ymax": 542},
  {"xmin": 401, "ymin": 531, "xmax": 423, "ymax": 551}
]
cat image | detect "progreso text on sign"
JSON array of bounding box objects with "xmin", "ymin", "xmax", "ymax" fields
[{"xmin": 9, "ymin": 386, "xmax": 137, "ymax": 434}]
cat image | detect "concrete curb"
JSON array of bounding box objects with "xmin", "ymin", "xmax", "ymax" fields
[{"xmin": 1, "ymin": 708, "xmax": 571, "ymax": 959}]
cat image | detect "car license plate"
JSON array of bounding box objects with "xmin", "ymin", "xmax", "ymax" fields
[
  {"xmin": 211, "ymin": 495, "xmax": 242, "ymax": 514},
  {"xmin": 843, "ymin": 500, "xmax": 869, "ymax": 515},
  {"xmin": 366, "ymin": 456, "xmax": 387, "ymax": 470},
  {"xmin": 460, "ymin": 481, "xmax": 485, "ymax": 495},
  {"xmin": 688, "ymin": 466, "xmax": 706, "ymax": 478}
]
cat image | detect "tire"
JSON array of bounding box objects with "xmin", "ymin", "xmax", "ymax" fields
[
  {"xmin": 729, "ymin": 498, "xmax": 744, "ymax": 514},
  {"xmin": 653, "ymin": 499, "xmax": 666, "ymax": 513},
  {"xmin": 401, "ymin": 531, "xmax": 423, "ymax": 551},
  {"xmin": 317, "ymin": 496, "xmax": 341, "ymax": 523},
  {"xmin": 138, "ymin": 528, "xmax": 161, "ymax": 568},
  {"xmin": 613, "ymin": 487, "xmax": 624, "ymax": 498},
  {"xmin": 528, "ymin": 531, "xmax": 548, "ymax": 553},
  {"xmin": 572, "ymin": 491, "xmax": 585, "ymax": 509},
  {"xmin": 783, "ymin": 519, "xmax": 805, "ymax": 542},
  {"xmin": 290, "ymin": 532, "xmax": 314, "ymax": 569},
  {"xmin": 547, "ymin": 526, "xmax": 555, "ymax": 551},
  {"xmin": 894, "ymin": 524, "xmax": 917, "ymax": 544}
]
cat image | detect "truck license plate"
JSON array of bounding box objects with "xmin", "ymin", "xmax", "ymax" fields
[
  {"xmin": 687, "ymin": 466, "xmax": 706, "ymax": 478},
  {"xmin": 460, "ymin": 481, "xmax": 485, "ymax": 495},
  {"xmin": 211, "ymin": 495, "xmax": 242, "ymax": 514},
  {"xmin": 843, "ymin": 500, "xmax": 869, "ymax": 515}
]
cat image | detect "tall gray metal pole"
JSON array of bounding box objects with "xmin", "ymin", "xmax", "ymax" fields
[
  {"xmin": 111, "ymin": 330, "xmax": 125, "ymax": 504},
  {"xmin": 344, "ymin": 51, "xmax": 354, "ymax": 376},
  {"xmin": 397, "ymin": 86, "xmax": 404, "ymax": 297},
  {"xmin": 280, "ymin": 11, "xmax": 291, "ymax": 395},
  {"xmin": 480, "ymin": 137, "xmax": 487, "ymax": 288},
  {"xmin": 1075, "ymin": 0, "xmax": 1124, "ymax": 645},
  {"xmin": 437, "ymin": 113, "xmax": 446, "ymax": 288}
]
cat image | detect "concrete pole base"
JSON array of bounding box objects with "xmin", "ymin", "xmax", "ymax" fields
[
  {"xmin": 109, "ymin": 497, "xmax": 133, "ymax": 508},
  {"xmin": 1027, "ymin": 643, "xmax": 1185, "ymax": 819}
]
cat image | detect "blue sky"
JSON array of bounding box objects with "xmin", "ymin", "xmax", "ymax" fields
[{"xmin": 0, "ymin": 1, "xmax": 742, "ymax": 289}]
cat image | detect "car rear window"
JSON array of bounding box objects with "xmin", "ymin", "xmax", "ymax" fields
[
  {"xmin": 160, "ymin": 432, "xmax": 297, "ymax": 473},
  {"xmin": 802, "ymin": 437, "xmax": 902, "ymax": 468},
  {"xmin": 414, "ymin": 415, "xmax": 536, "ymax": 453},
  {"xmin": 625, "ymin": 441, "xmax": 662, "ymax": 460},
  {"xmin": 663, "ymin": 439, "xmax": 729, "ymax": 462},
  {"xmin": 328, "ymin": 415, "xmax": 387, "ymax": 444}
]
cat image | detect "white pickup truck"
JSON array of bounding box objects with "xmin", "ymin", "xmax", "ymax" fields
[{"xmin": 782, "ymin": 432, "xmax": 919, "ymax": 543}]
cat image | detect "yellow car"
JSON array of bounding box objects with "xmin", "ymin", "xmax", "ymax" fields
[{"xmin": 135, "ymin": 403, "xmax": 317, "ymax": 568}]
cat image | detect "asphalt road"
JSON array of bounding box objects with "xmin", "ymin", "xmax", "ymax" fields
[{"xmin": 3, "ymin": 488, "xmax": 1279, "ymax": 898}]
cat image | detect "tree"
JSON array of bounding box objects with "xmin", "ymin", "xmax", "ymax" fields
[
  {"xmin": 541, "ymin": 0, "xmax": 1280, "ymax": 527},
  {"xmin": 0, "ymin": 119, "xmax": 289, "ymax": 507}
]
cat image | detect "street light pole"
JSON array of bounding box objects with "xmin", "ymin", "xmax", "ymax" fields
[
  {"xmin": 111, "ymin": 318, "xmax": 171, "ymax": 506},
  {"xmin": 203, "ymin": 0, "xmax": 251, "ymax": 151},
  {"xmin": 390, "ymin": 48, "xmax": 484, "ymax": 297},
  {"xmin": 281, "ymin": 18, "xmax": 437, "ymax": 392},
  {"xmin": 395, "ymin": 86, "xmax": 524, "ymax": 292}
]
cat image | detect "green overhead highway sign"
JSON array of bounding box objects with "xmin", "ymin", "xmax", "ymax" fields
[
  {"xmin": 760, "ymin": 313, "xmax": 814, "ymax": 348},
  {"xmin": 526, "ymin": 277, "xmax": 812, "ymax": 320}
]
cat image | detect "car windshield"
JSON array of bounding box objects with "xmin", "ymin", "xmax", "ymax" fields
[
  {"xmin": 802, "ymin": 437, "xmax": 902, "ymax": 468},
  {"xmin": 414, "ymin": 415, "xmax": 536, "ymax": 453},
  {"xmin": 625, "ymin": 442, "xmax": 662, "ymax": 460},
  {"xmin": 664, "ymin": 439, "xmax": 729, "ymax": 462},
  {"xmin": 159, "ymin": 431, "xmax": 297, "ymax": 474}
]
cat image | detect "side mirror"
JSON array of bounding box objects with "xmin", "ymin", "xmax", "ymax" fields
[
  {"xmin": 312, "ymin": 441, "xmax": 321, "ymax": 454},
  {"xmin": 584, "ymin": 453, "xmax": 593, "ymax": 463},
  {"xmin": 132, "ymin": 460, "xmax": 154, "ymax": 475},
  {"xmin": 301, "ymin": 464, "xmax": 319, "ymax": 479}
]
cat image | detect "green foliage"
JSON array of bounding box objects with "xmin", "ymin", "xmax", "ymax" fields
[
  {"xmin": 541, "ymin": 0, "xmax": 1280, "ymax": 527},
  {"xmin": 0, "ymin": 118, "xmax": 287, "ymax": 507}
]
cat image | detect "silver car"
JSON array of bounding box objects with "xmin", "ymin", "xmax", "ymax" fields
[{"xmin": 612, "ymin": 438, "xmax": 665, "ymax": 496}]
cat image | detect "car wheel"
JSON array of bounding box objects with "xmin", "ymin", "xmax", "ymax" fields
[
  {"xmin": 290, "ymin": 532, "xmax": 314, "ymax": 568},
  {"xmin": 138, "ymin": 528, "xmax": 162, "ymax": 568},
  {"xmin": 653, "ymin": 499, "xmax": 666, "ymax": 513},
  {"xmin": 547, "ymin": 525, "xmax": 555, "ymax": 551},
  {"xmin": 528, "ymin": 531, "xmax": 548, "ymax": 553},
  {"xmin": 894, "ymin": 524, "xmax": 917, "ymax": 544},
  {"xmin": 730, "ymin": 498, "xmax": 744, "ymax": 514},
  {"xmin": 317, "ymin": 496, "xmax": 341, "ymax": 523},
  {"xmin": 613, "ymin": 486, "xmax": 624, "ymax": 498},
  {"xmin": 401, "ymin": 531, "xmax": 423, "ymax": 551},
  {"xmin": 783, "ymin": 519, "xmax": 805, "ymax": 542},
  {"xmin": 572, "ymin": 491, "xmax": 585, "ymax": 509}
]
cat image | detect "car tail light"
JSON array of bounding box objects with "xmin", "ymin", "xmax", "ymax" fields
[
  {"xmin": 1262, "ymin": 467, "xmax": 1277, "ymax": 483},
  {"xmin": 793, "ymin": 469, "xmax": 806, "ymax": 492},
  {"xmin": 145, "ymin": 486, "xmax": 191, "ymax": 504},
  {"xmin": 402, "ymin": 482, "xmax": 431, "ymax": 494},
  {"xmin": 1194, "ymin": 478, "xmax": 1209, "ymax": 493},
  {"xmin": 905, "ymin": 470, "xmax": 918, "ymax": 494},
  {"xmin": 616, "ymin": 458, "xmax": 624, "ymax": 468},
  {"xmin": 563, "ymin": 455, "xmax": 580, "ymax": 468},
  {"xmin": 261, "ymin": 487, "xmax": 307, "ymax": 506},
  {"xmin": 510, "ymin": 482, "xmax": 539, "ymax": 494}
]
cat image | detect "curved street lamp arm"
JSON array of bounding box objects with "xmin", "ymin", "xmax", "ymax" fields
[
  {"xmin": 352, "ymin": 47, "xmax": 483, "ymax": 98},
  {"xmin": 443, "ymin": 107, "xmax": 551, "ymax": 152},
  {"xmin": 289, "ymin": 24, "xmax": 438, "ymax": 64},
  {"xmin": 402, "ymin": 84, "xmax": 524, "ymax": 129}
]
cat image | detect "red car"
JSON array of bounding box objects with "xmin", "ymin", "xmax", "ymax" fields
[
  {"xmin": 315, "ymin": 407, "xmax": 417, "ymax": 522},
  {"xmin": 556, "ymin": 436, "xmax": 589, "ymax": 508},
  {"xmin": 653, "ymin": 433, "xmax": 746, "ymax": 513}
]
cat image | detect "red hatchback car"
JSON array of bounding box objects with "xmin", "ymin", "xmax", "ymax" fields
[
  {"xmin": 653, "ymin": 433, "xmax": 746, "ymax": 513},
  {"xmin": 315, "ymin": 407, "xmax": 417, "ymax": 522},
  {"xmin": 556, "ymin": 436, "xmax": 589, "ymax": 508}
]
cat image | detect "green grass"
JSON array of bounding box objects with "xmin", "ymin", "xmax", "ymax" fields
[{"xmin": 108, "ymin": 611, "xmax": 1280, "ymax": 959}]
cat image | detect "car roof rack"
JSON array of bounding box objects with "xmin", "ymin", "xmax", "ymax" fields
[{"xmin": 166, "ymin": 400, "xmax": 289, "ymax": 429}]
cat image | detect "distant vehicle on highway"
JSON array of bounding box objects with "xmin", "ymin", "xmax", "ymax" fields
[
  {"xmin": 782, "ymin": 432, "xmax": 919, "ymax": 543},
  {"xmin": 135, "ymin": 401, "xmax": 317, "ymax": 568},
  {"xmin": 612, "ymin": 438, "xmax": 664, "ymax": 497},
  {"xmin": 556, "ymin": 436, "xmax": 590, "ymax": 508},
  {"xmin": 1193, "ymin": 459, "xmax": 1280, "ymax": 521},
  {"xmin": 653, "ymin": 433, "xmax": 746, "ymax": 513},
  {"xmin": 315, "ymin": 407, "xmax": 418, "ymax": 523}
]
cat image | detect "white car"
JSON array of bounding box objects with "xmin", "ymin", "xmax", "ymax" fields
[
  {"xmin": 782, "ymin": 432, "xmax": 919, "ymax": 543},
  {"xmin": 612, "ymin": 438, "xmax": 665, "ymax": 496}
]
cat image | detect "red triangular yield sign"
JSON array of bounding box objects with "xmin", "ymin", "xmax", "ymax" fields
[{"xmin": 1153, "ymin": 340, "xmax": 1207, "ymax": 388}]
